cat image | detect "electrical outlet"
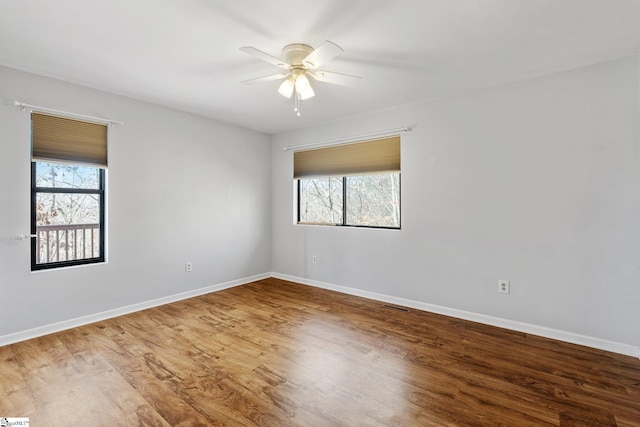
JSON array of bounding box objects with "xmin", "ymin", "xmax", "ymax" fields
[
  {"xmin": 498, "ymin": 280, "xmax": 510, "ymax": 294},
  {"xmin": 312, "ymin": 255, "xmax": 317, "ymax": 264},
  {"xmin": 185, "ymin": 262, "xmax": 192, "ymax": 272}
]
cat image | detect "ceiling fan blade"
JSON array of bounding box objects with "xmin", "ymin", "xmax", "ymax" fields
[
  {"xmin": 239, "ymin": 46, "xmax": 290, "ymax": 69},
  {"xmin": 302, "ymin": 40, "xmax": 343, "ymax": 69},
  {"xmin": 241, "ymin": 73, "xmax": 289, "ymax": 85},
  {"xmin": 309, "ymin": 70, "xmax": 361, "ymax": 87}
]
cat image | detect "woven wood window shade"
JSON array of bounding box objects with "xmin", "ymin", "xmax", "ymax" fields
[
  {"xmin": 32, "ymin": 112, "xmax": 108, "ymax": 167},
  {"xmin": 294, "ymin": 136, "xmax": 400, "ymax": 179}
]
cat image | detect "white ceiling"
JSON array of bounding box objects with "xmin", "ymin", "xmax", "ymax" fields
[{"xmin": 1, "ymin": 1, "xmax": 640, "ymax": 134}]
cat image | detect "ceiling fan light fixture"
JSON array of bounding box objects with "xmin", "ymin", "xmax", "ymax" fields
[
  {"xmin": 277, "ymin": 78, "xmax": 295, "ymax": 98},
  {"xmin": 294, "ymin": 73, "xmax": 310, "ymax": 91},
  {"xmin": 293, "ymin": 72, "xmax": 315, "ymax": 100},
  {"xmin": 298, "ymin": 84, "xmax": 315, "ymax": 100}
]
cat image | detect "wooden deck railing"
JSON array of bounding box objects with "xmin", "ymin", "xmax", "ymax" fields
[{"xmin": 35, "ymin": 223, "xmax": 100, "ymax": 263}]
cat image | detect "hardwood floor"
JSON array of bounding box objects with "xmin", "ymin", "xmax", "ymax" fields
[{"xmin": 1, "ymin": 278, "xmax": 639, "ymax": 426}]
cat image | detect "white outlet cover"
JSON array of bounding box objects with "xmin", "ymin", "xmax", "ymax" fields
[{"xmin": 498, "ymin": 280, "xmax": 510, "ymax": 294}]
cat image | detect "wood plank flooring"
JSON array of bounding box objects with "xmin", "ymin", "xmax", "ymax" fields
[{"xmin": 1, "ymin": 277, "xmax": 639, "ymax": 426}]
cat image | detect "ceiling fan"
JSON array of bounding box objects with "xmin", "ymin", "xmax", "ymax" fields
[{"xmin": 240, "ymin": 40, "xmax": 361, "ymax": 116}]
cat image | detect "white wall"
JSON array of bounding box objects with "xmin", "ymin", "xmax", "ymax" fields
[
  {"xmin": 271, "ymin": 55, "xmax": 640, "ymax": 351},
  {"xmin": 0, "ymin": 66, "xmax": 271, "ymax": 337}
]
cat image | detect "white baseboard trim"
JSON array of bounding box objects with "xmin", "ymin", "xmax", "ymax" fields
[
  {"xmin": 271, "ymin": 272, "xmax": 640, "ymax": 359},
  {"xmin": 0, "ymin": 272, "xmax": 271, "ymax": 347}
]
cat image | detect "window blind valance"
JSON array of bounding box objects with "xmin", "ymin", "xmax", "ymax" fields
[
  {"xmin": 293, "ymin": 135, "xmax": 400, "ymax": 179},
  {"xmin": 32, "ymin": 112, "xmax": 108, "ymax": 167}
]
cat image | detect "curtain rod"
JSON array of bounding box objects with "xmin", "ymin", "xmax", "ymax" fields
[
  {"xmin": 282, "ymin": 126, "xmax": 412, "ymax": 152},
  {"xmin": 12, "ymin": 100, "xmax": 124, "ymax": 126}
]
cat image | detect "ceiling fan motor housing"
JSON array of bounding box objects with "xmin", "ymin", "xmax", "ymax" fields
[{"xmin": 282, "ymin": 43, "xmax": 315, "ymax": 68}]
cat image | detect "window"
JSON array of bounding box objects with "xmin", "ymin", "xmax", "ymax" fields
[
  {"xmin": 346, "ymin": 173, "xmax": 400, "ymax": 227},
  {"xmin": 299, "ymin": 176, "xmax": 344, "ymax": 224},
  {"xmin": 31, "ymin": 113, "xmax": 107, "ymax": 270},
  {"xmin": 32, "ymin": 162, "xmax": 105, "ymax": 269},
  {"xmin": 295, "ymin": 136, "xmax": 401, "ymax": 229},
  {"xmin": 298, "ymin": 173, "xmax": 400, "ymax": 228}
]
